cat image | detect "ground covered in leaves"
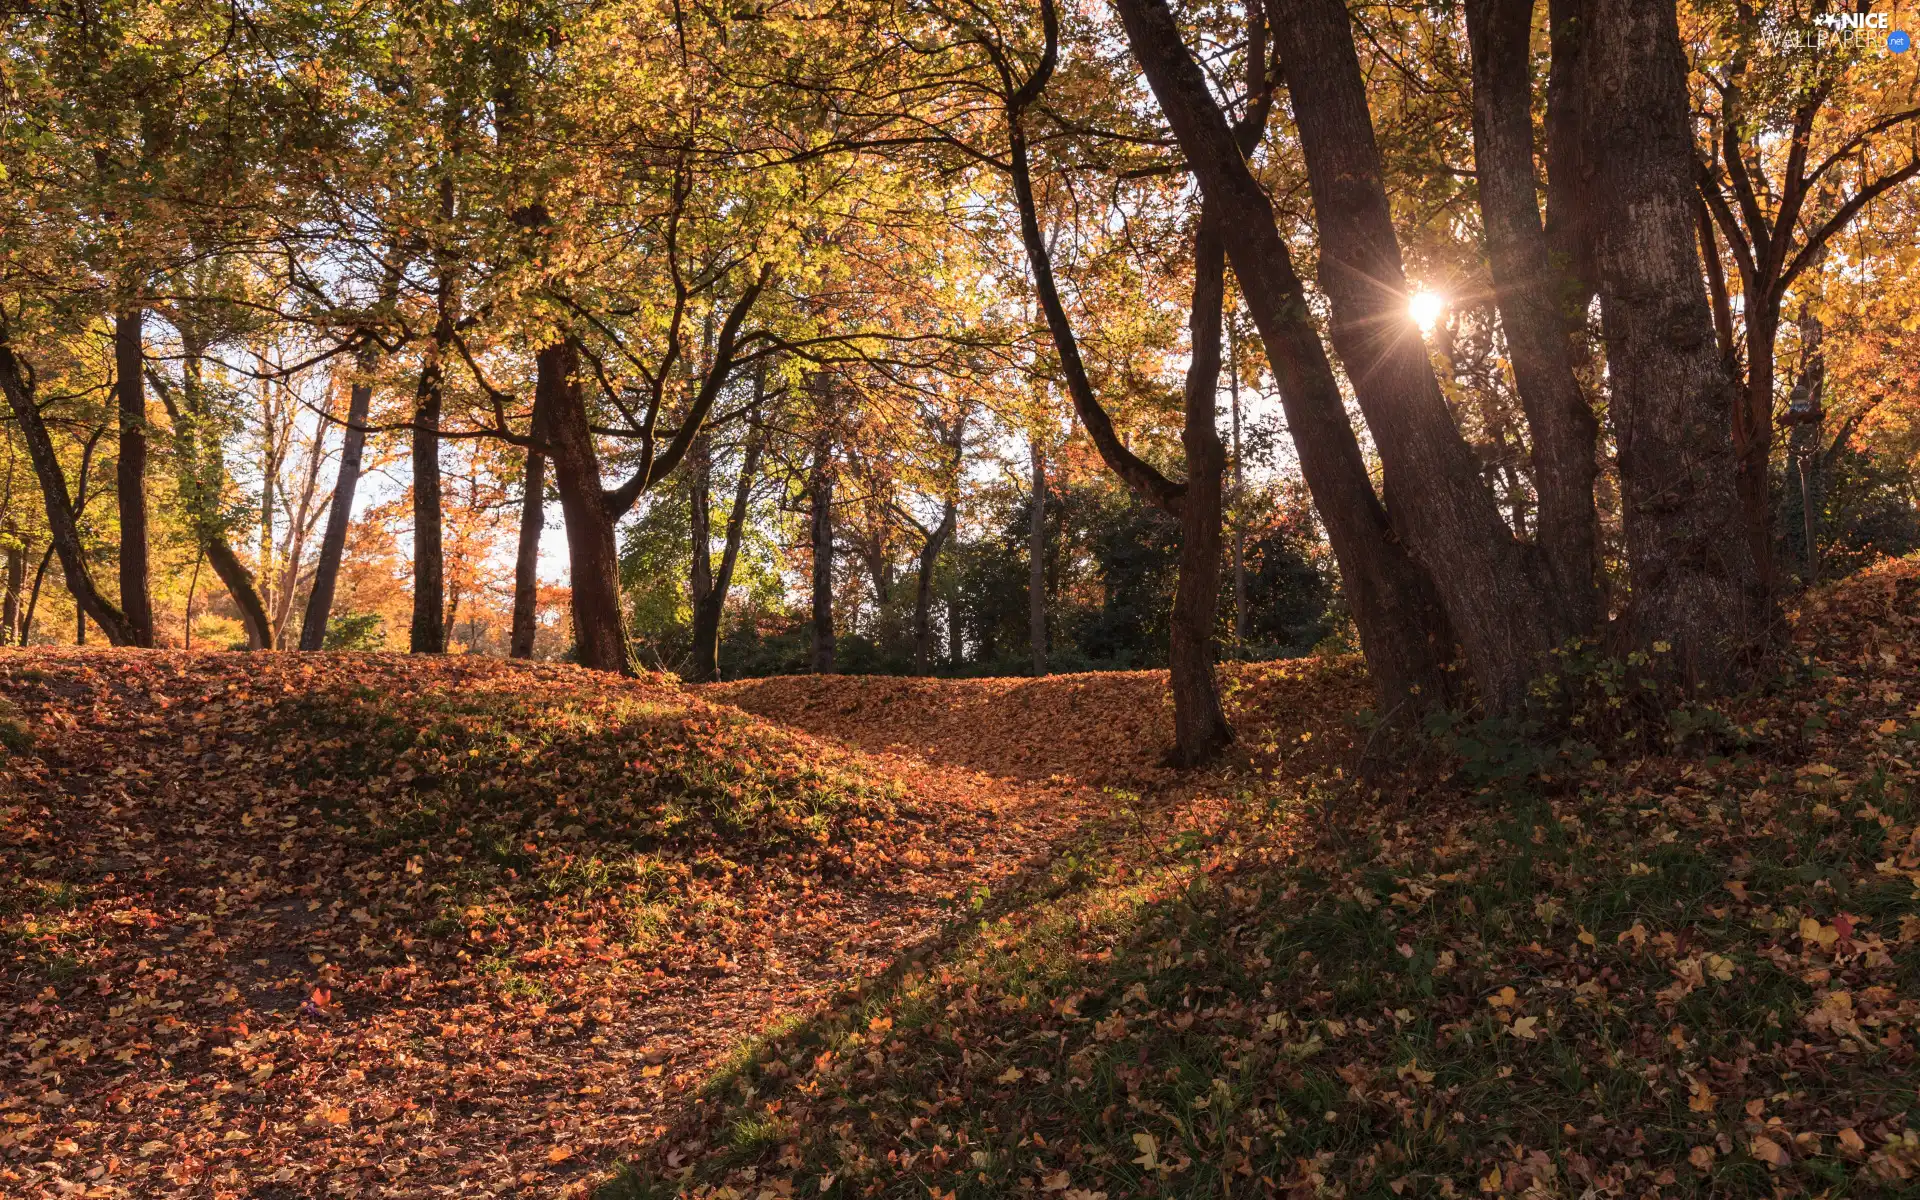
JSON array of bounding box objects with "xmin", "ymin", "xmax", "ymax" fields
[
  {"xmin": 624, "ymin": 557, "xmax": 1920, "ymax": 1198},
  {"xmin": 6, "ymin": 559, "xmax": 1920, "ymax": 1199},
  {"xmin": 0, "ymin": 655, "xmax": 1101, "ymax": 1197}
]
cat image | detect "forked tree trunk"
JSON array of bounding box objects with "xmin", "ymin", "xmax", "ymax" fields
[
  {"xmin": 1111, "ymin": 0, "xmax": 1455, "ymax": 723},
  {"xmin": 1167, "ymin": 218, "xmax": 1234, "ymax": 765},
  {"xmin": 1027, "ymin": 438, "xmax": 1047, "ymax": 677},
  {"xmin": 1465, "ymin": 0, "xmax": 1601, "ymax": 639},
  {"xmin": 509, "ymin": 442, "xmax": 545, "ymax": 659},
  {"xmin": 1271, "ymin": 0, "xmax": 1556, "ymax": 712},
  {"xmin": 113, "ymin": 311, "xmax": 155, "ymax": 646},
  {"xmin": 0, "ymin": 343, "xmax": 139, "ymax": 646},
  {"xmin": 299, "ymin": 378, "xmax": 374, "ymax": 651},
  {"xmin": 540, "ymin": 339, "xmax": 630, "ymax": 675},
  {"xmin": 410, "ymin": 336, "xmax": 447, "ymax": 654},
  {"xmin": 1578, "ymin": 0, "xmax": 1763, "ymax": 685},
  {"xmin": 688, "ymin": 420, "xmax": 763, "ymax": 683},
  {"xmin": 809, "ymin": 431, "xmax": 836, "ymax": 675}
]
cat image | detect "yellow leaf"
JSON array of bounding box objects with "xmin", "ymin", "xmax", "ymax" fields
[
  {"xmin": 996, "ymin": 1066, "xmax": 1023, "ymax": 1083},
  {"xmin": 1488, "ymin": 986, "xmax": 1517, "ymax": 1009},
  {"xmin": 1130, "ymin": 1132, "xmax": 1159, "ymax": 1170},
  {"xmin": 1839, "ymin": 1127, "xmax": 1866, "ymax": 1153},
  {"xmin": 1687, "ymin": 1075, "xmax": 1716, "ymax": 1112},
  {"xmin": 1508, "ymin": 1015, "xmax": 1540, "ymax": 1040},
  {"xmin": 1706, "ymin": 954, "xmax": 1735, "ymax": 982}
]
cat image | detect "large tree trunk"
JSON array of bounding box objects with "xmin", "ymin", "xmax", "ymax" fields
[
  {"xmin": 409, "ymin": 337, "xmax": 447, "ymax": 654},
  {"xmin": 113, "ymin": 310, "xmax": 155, "ymax": 646},
  {"xmin": 509, "ymin": 442, "xmax": 545, "ymax": 659},
  {"xmin": 0, "ymin": 343, "xmax": 139, "ymax": 645},
  {"xmin": 809, "ymin": 428, "xmax": 836, "ymax": 674},
  {"xmin": 1027, "ymin": 438, "xmax": 1047, "ymax": 676},
  {"xmin": 299, "ymin": 379, "xmax": 374, "ymax": 651},
  {"xmin": 1270, "ymin": 0, "xmax": 1556, "ymax": 712},
  {"xmin": 1167, "ymin": 218, "xmax": 1233, "ymax": 765},
  {"xmin": 1111, "ymin": 0, "xmax": 1455, "ymax": 723},
  {"xmin": 541, "ymin": 339, "xmax": 630, "ymax": 675},
  {"xmin": 1465, "ymin": 0, "xmax": 1602, "ymax": 638},
  {"xmin": 1544, "ymin": 0, "xmax": 1598, "ymax": 321},
  {"xmin": 1579, "ymin": 0, "xmax": 1764, "ymax": 685}
]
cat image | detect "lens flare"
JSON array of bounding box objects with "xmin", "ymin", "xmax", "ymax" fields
[{"xmin": 1409, "ymin": 290, "xmax": 1446, "ymax": 335}]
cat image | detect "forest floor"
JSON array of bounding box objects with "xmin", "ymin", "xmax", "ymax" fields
[{"xmin": 1, "ymin": 557, "xmax": 1917, "ymax": 1199}]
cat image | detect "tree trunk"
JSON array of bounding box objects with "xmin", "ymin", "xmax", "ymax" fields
[
  {"xmin": 1228, "ymin": 318, "xmax": 1247, "ymax": 650},
  {"xmin": 1580, "ymin": 0, "xmax": 1764, "ymax": 685},
  {"xmin": 948, "ymin": 595, "xmax": 964, "ymax": 667},
  {"xmin": 688, "ymin": 417, "xmax": 764, "ymax": 683},
  {"xmin": 1544, "ymin": 0, "xmax": 1597, "ymax": 320},
  {"xmin": 113, "ymin": 310, "xmax": 155, "ymax": 646},
  {"xmin": 1271, "ymin": 0, "xmax": 1556, "ymax": 712},
  {"xmin": 1028, "ymin": 437, "xmax": 1047, "ymax": 676},
  {"xmin": 1168, "ymin": 218, "xmax": 1234, "ymax": 765},
  {"xmin": 1736, "ymin": 301, "xmax": 1779, "ymax": 588},
  {"xmin": 912, "ymin": 504, "xmax": 955, "ymax": 675},
  {"xmin": 688, "ymin": 431, "xmax": 717, "ymax": 679},
  {"xmin": 1112, "ymin": 0, "xmax": 1455, "ymax": 723},
  {"xmin": 206, "ymin": 537, "xmax": 275, "ymax": 651},
  {"xmin": 1465, "ymin": 0, "xmax": 1601, "ymax": 638},
  {"xmin": 541, "ymin": 339, "xmax": 630, "ymax": 675},
  {"xmin": 299, "ymin": 379, "xmax": 374, "ymax": 651},
  {"xmin": 3, "ymin": 540, "xmax": 22, "ymax": 644},
  {"xmin": 409, "ymin": 339, "xmax": 447, "ymax": 654},
  {"xmin": 809, "ymin": 429, "xmax": 836, "ymax": 675},
  {"xmin": 509, "ymin": 443, "xmax": 545, "ymax": 659},
  {"xmin": 0, "ymin": 343, "xmax": 139, "ymax": 645}
]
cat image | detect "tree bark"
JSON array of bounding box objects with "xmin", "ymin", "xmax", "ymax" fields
[
  {"xmin": 1580, "ymin": 0, "xmax": 1764, "ymax": 685},
  {"xmin": 0, "ymin": 342, "xmax": 139, "ymax": 645},
  {"xmin": 3, "ymin": 540, "xmax": 22, "ymax": 645},
  {"xmin": 1544, "ymin": 0, "xmax": 1597, "ymax": 320},
  {"xmin": 509, "ymin": 442, "xmax": 545, "ymax": 659},
  {"xmin": 113, "ymin": 310, "xmax": 154, "ymax": 646},
  {"xmin": 1465, "ymin": 0, "xmax": 1601, "ymax": 639},
  {"xmin": 1168, "ymin": 218, "xmax": 1234, "ymax": 765},
  {"xmin": 206, "ymin": 537, "xmax": 274, "ymax": 650},
  {"xmin": 1271, "ymin": 0, "xmax": 1556, "ymax": 712},
  {"xmin": 1228, "ymin": 318, "xmax": 1247, "ymax": 649},
  {"xmin": 1028, "ymin": 437, "xmax": 1047, "ymax": 677},
  {"xmin": 299, "ymin": 378, "xmax": 374, "ymax": 651},
  {"xmin": 409, "ymin": 334, "xmax": 447, "ymax": 654},
  {"xmin": 809, "ymin": 421, "xmax": 836, "ymax": 675},
  {"xmin": 688, "ymin": 418, "xmax": 763, "ymax": 683},
  {"xmin": 540, "ymin": 339, "xmax": 631, "ymax": 675},
  {"xmin": 1112, "ymin": 0, "xmax": 1455, "ymax": 723}
]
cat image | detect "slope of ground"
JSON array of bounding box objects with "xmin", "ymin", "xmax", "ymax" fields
[
  {"xmin": 622, "ymin": 557, "xmax": 1920, "ymax": 1198},
  {"xmin": 706, "ymin": 657, "xmax": 1373, "ymax": 790},
  {"xmin": 0, "ymin": 654, "xmax": 1099, "ymax": 1198}
]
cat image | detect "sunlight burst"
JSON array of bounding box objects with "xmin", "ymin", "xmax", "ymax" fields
[{"xmin": 1409, "ymin": 290, "xmax": 1446, "ymax": 335}]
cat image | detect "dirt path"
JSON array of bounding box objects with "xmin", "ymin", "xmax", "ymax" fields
[{"xmin": 0, "ymin": 653, "xmax": 1104, "ymax": 1199}]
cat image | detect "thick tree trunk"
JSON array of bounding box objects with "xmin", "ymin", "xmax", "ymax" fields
[
  {"xmin": 113, "ymin": 310, "xmax": 155, "ymax": 646},
  {"xmin": 299, "ymin": 379, "xmax": 374, "ymax": 651},
  {"xmin": 809, "ymin": 432, "xmax": 836, "ymax": 674},
  {"xmin": 509, "ymin": 443, "xmax": 545, "ymax": 659},
  {"xmin": 1544, "ymin": 0, "xmax": 1597, "ymax": 319},
  {"xmin": 1112, "ymin": 0, "xmax": 1454, "ymax": 722},
  {"xmin": 1580, "ymin": 0, "xmax": 1764, "ymax": 685},
  {"xmin": 541, "ymin": 339, "xmax": 630, "ymax": 675},
  {"xmin": 1271, "ymin": 0, "xmax": 1556, "ymax": 712},
  {"xmin": 1028, "ymin": 438, "xmax": 1047, "ymax": 676},
  {"xmin": 1168, "ymin": 219, "xmax": 1234, "ymax": 765},
  {"xmin": 1465, "ymin": 0, "xmax": 1602, "ymax": 639},
  {"xmin": 409, "ymin": 340, "xmax": 447, "ymax": 654},
  {"xmin": 0, "ymin": 343, "xmax": 139, "ymax": 645}
]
